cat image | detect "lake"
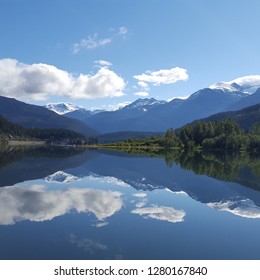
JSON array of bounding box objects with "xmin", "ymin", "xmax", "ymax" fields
[{"xmin": 0, "ymin": 146, "xmax": 260, "ymax": 260}]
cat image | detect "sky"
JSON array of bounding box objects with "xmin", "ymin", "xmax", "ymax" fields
[{"xmin": 0, "ymin": 0, "xmax": 260, "ymax": 110}]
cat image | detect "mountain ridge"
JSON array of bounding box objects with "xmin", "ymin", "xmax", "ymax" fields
[{"xmin": 0, "ymin": 96, "xmax": 99, "ymax": 137}]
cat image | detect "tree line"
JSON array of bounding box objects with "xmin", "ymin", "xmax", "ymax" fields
[{"xmin": 102, "ymin": 119, "xmax": 260, "ymax": 151}]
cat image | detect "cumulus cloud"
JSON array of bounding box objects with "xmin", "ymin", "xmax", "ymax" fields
[
  {"xmin": 134, "ymin": 91, "xmax": 149, "ymax": 97},
  {"xmin": 0, "ymin": 184, "xmax": 123, "ymax": 225},
  {"xmin": 134, "ymin": 67, "xmax": 189, "ymax": 86},
  {"xmin": 132, "ymin": 205, "xmax": 185, "ymax": 223},
  {"xmin": 72, "ymin": 34, "xmax": 112, "ymax": 53},
  {"xmin": 0, "ymin": 58, "xmax": 125, "ymax": 101}
]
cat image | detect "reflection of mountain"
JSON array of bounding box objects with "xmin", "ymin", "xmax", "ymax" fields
[
  {"xmin": 1, "ymin": 147, "xmax": 260, "ymax": 219},
  {"xmin": 0, "ymin": 146, "xmax": 96, "ymax": 187},
  {"xmin": 0, "ymin": 184, "xmax": 123, "ymax": 225},
  {"xmin": 68, "ymin": 149, "xmax": 260, "ymax": 218},
  {"xmin": 45, "ymin": 171, "xmax": 78, "ymax": 184}
]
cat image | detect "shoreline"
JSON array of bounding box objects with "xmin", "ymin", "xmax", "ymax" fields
[{"xmin": 8, "ymin": 140, "xmax": 46, "ymax": 146}]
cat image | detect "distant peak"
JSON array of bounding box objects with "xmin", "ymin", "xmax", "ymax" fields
[
  {"xmin": 124, "ymin": 98, "xmax": 166, "ymax": 110},
  {"xmin": 209, "ymin": 75, "xmax": 260, "ymax": 94},
  {"xmin": 45, "ymin": 102, "xmax": 84, "ymax": 115}
]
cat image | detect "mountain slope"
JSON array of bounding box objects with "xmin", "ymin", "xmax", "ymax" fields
[
  {"xmin": 227, "ymin": 87, "xmax": 260, "ymax": 111},
  {"xmin": 0, "ymin": 96, "xmax": 98, "ymax": 136},
  {"xmin": 196, "ymin": 103, "xmax": 260, "ymax": 130}
]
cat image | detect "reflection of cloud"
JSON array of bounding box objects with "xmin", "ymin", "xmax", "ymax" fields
[
  {"xmin": 70, "ymin": 234, "xmax": 107, "ymax": 254},
  {"xmin": 135, "ymin": 200, "xmax": 148, "ymax": 208},
  {"xmin": 207, "ymin": 199, "xmax": 260, "ymax": 219},
  {"xmin": 132, "ymin": 205, "xmax": 185, "ymax": 223},
  {"xmin": 132, "ymin": 193, "xmax": 147, "ymax": 198},
  {"xmin": 94, "ymin": 222, "xmax": 109, "ymax": 228},
  {"xmin": 0, "ymin": 185, "xmax": 123, "ymax": 225},
  {"xmin": 132, "ymin": 193, "xmax": 147, "ymax": 208},
  {"xmin": 45, "ymin": 171, "xmax": 78, "ymax": 184}
]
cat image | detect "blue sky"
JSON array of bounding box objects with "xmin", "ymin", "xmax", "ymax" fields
[{"xmin": 0, "ymin": 0, "xmax": 260, "ymax": 110}]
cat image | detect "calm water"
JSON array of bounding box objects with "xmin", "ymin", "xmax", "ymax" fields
[{"xmin": 0, "ymin": 146, "xmax": 260, "ymax": 260}]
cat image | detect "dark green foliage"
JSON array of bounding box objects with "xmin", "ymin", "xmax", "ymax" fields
[{"xmin": 103, "ymin": 118, "xmax": 260, "ymax": 151}]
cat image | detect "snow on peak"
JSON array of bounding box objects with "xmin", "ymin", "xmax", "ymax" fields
[
  {"xmin": 209, "ymin": 75, "xmax": 260, "ymax": 94},
  {"xmin": 124, "ymin": 98, "xmax": 166, "ymax": 110},
  {"xmin": 209, "ymin": 82, "xmax": 241, "ymax": 92},
  {"xmin": 45, "ymin": 102, "xmax": 83, "ymax": 115},
  {"xmin": 45, "ymin": 171, "xmax": 78, "ymax": 184}
]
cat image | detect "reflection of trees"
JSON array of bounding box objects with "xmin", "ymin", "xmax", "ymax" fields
[
  {"xmin": 0, "ymin": 145, "xmax": 85, "ymax": 170},
  {"xmin": 164, "ymin": 150, "xmax": 260, "ymax": 190}
]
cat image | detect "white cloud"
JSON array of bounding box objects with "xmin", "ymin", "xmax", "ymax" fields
[
  {"xmin": 73, "ymin": 26, "xmax": 128, "ymax": 53},
  {"xmin": 209, "ymin": 75, "xmax": 260, "ymax": 94},
  {"xmin": 0, "ymin": 58, "xmax": 125, "ymax": 101},
  {"xmin": 95, "ymin": 60, "xmax": 113, "ymax": 68},
  {"xmin": 93, "ymin": 101, "xmax": 131, "ymax": 111},
  {"xmin": 132, "ymin": 205, "xmax": 185, "ymax": 223},
  {"xmin": 134, "ymin": 91, "xmax": 149, "ymax": 97},
  {"xmin": 137, "ymin": 81, "xmax": 150, "ymax": 91},
  {"xmin": 0, "ymin": 184, "xmax": 123, "ymax": 225},
  {"xmin": 134, "ymin": 67, "xmax": 189, "ymax": 86},
  {"xmin": 118, "ymin": 26, "xmax": 128, "ymax": 36},
  {"xmin": 72, "ymin": 34, "xmax": 112, "ymax": 53},
  {"xmin": 230, "ymin": 75, "xmax": 260, "ymax": 87}
]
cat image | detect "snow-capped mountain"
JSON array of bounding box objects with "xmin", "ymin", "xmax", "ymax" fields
[
  {"xmin": 45, "ymin": 171, "xmax": 78, "ymax": 184},
  {"xmin": 45, "ymin": 102, "xmax": 84, "ymax": 115},
  {"xmin": 122, "ymin": 98, "xmax": 166, "ymax": 112},
  {"xmin": 209, "ymin": 75, "xmax": 260, "ymax": 94}
]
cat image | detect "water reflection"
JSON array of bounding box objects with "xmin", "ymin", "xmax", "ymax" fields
[
  {"xmin": 70, "ymin": 234, "xmax": 108, "ymax": 254},
  {"xmin": 132, "ymin": 205, "xmax": 185, "ymax": 223},
  {"xmin": 0, "ymin": 184, "xmax": 123, "ymax": 225},
  {"xmin": 207, "ymin": 199, "xmax": 260, "ymax": 218},
  {"xmin": 1, "ymin": 147, "xmax": 260, "ymax": 260},
  {"xmin": 0, "ymin": 147, "xmax": 260, "ymax": 221}
]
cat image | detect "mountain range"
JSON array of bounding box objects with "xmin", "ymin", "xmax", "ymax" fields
[
  {"xmin": 0, "ymin": 75, "xmax": 259, "ymax": 137},
  {"xmin": 47, "ymin": 84, "xmax": 259, "ymax": 133}
]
